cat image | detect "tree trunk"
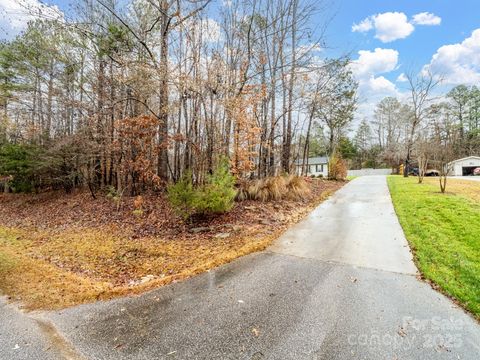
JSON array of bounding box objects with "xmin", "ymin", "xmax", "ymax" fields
[
  {"xmin": 282, "ymin": 0, "xmax": 297, "ymax": 174},
  {"xmin": 157, "ymin": 1, "xmax": 169, "ymax": 183},
  {"xmin": 440, "ymin": 175, "xmax": 447, "ymax": 193}
]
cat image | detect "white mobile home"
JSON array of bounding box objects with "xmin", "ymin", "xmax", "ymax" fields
[{"xmin": 448, "ymin": 156, "xmax": 480, "ymax": 176}]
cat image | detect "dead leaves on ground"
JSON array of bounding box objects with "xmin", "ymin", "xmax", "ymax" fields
[{"xmin": 0, "ymin": 180, "xmax": 344, "ymax": 309}]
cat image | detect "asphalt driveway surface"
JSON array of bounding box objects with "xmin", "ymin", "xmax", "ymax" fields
[{"xmin": 0, "ymin": 298, "xmax": 77, "ymax": 360}]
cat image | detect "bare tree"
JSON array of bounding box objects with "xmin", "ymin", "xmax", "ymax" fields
[
  {"xmin": 315, "ymin": 59, "xmax": 357, "ymax": 155},
  {"xmin": 428, "ymin": 103, "xmax": 457, "ymax": 193},
  {"xmin": 0, "ymin": 0, "xmax": 351, "ymax": 195},
  {"xmin": 404, "ymin": 70, "xmax": 442, "ymax": 177}
]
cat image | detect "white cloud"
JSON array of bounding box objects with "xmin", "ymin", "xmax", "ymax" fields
[
  {"xmin": 356, "ymin": 75, "xmax": 398, "ymax": 103},
  {"xmin": 350, "ymin": 48, "xmax": 402, "ymax": 121},
  {"xmin": 0, "ymin": 0, "xmax": 62, "ymax": 38},
  {"xmin": 373, "ymin": 12, "xmax": 414, "ymax": 43},
  {"xmin": 424, "ymin": 28, "xmax": 480, "ymax": 85},
  {"xmin": 350, "ymin": 48, "xmax": 399, "ymax": 78},
  {"xmin": 396, "ymin": 73, "xmax": 408, "ymax": 82},
  {"xmin": 352, "ymin": 11, "xmax": 441, "ymax": 43},
  {"xmin": 182, "ymin": 17, "xmax": 221, "ymax": 43},
  {"xmin": 353, "ymin": 12, "xmax": 414, "ymax": 43},
  {"xmin": 352, "ymin": 18, "xmax": 373, "ymax": 33},
  {"xmin": 353, "ymin": 75, "xmax": 400, "ymax": 124},
  {"xmin": 412, "ymin": 12, "xmax": 441, "ymax": 26},
  {"xmin": 296, "ymin": 43, "xmax": 322, "ymax": 60},
  {"xmin": 363, "ymin": 75, "xmax": 397, "ymax": 95}
]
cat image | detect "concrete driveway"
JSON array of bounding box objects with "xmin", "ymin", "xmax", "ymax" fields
[{"xmin": 3, "ymin": 176, "xmax": 480, "ymax": 359}]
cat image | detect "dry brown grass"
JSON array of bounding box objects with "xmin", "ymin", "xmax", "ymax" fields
[
  {"xmin": 422, "ymin": 177, "xmax": 480, "ymax": 203},
  {"xmin": 237, "ymin": 175, "xmax": 309, "ymax": 201},
  {"xmin": 285, "ymin": 175, "xmax": 311, "ymax": 199},
  {"xmin": 0, "ymin": 179, "xmax": 343, "ymax": 310},
  {"xmin": 245, "ymin": 177, "xmax": 286, "ymax": 201},
  {"xmin": 0, "ymin": 226, "xmax": 277, "ymax": 310},
  {"xmin": 0, "ymin": 228, "xmax": 111, "ymax": 309},
  {"xmin": 328, "ymin": 155, "xmax": 347, "ymax": 180}
]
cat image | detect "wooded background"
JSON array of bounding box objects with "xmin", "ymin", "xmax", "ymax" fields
[
  {"xmin": 1, "ymin": 0, "xmax": 479, "ymax": 196},
  {"xmin": 0, "ymin": 0, "xmax": 357, "ymax": 195}
]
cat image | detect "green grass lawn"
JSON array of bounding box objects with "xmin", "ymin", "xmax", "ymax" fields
[{"xmin": 388, "ymin": 176, "xmax": 480, "ymax": 319}]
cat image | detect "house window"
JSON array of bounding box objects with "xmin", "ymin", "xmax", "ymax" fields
[{"xmin": 316, "ymin": 164, "xmax": 323, "ymax": 172}]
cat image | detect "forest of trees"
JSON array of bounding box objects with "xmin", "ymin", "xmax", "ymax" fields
[
  {"xmin": 341, "ymin": 83, "xmax": 480, "ymax": 174},
  {"xmin": 0, "ymin": 0, "xmax": 358, "ymax": 195}
]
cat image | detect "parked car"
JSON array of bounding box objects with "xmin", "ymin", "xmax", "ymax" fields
[
  {"xmin": 474, "ymin": 167, "xmax": 480, "ymax": 176},
  {"xmin": 425, "ymin": 169, "xmax": 440, "ymax": 176},
  {"xmin": 409, "ymin": 167, "xmax": 419, "ymax": 176}
]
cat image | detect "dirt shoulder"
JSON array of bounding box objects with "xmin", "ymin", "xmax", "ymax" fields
[{"xmin": 0, "ymin": 179, "xmax": 344, "ymax": 310}]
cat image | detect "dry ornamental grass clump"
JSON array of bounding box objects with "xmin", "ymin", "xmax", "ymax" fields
[
  {"xmin": 285, "ymin": 175, "xmax": 311, "ymax": 200},
  {"xmin": 328, "ymin": 154, "xmax": 348, "ymax": 181},
  {"xmin": 236, "ymin": 175, "xmax": 310, "ymax": 201}
]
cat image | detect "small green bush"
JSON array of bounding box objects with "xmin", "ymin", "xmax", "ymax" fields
[
  {"xmin": 0, "ymin": 139, "xmax": 83, "ymax": 193},
  {"xmin": 0, "ymin": 144, "xmax": 41, "ymax": 192},
  {"xmin": 167, "ymin": 171, "xmax": 197, "ymax": 220},
  {"xmin": 106, "ymin": 186, "xmax": 121, "ymax": 201},
  {"xmin": 167, "ymin": 159, "xmax": 236, "ymax": 220},
  {"xmin": 198, "ymin": 160, "xmax": 236, "ymax": 214},
  {"xmin": 132, "ymin": 209, "xmax": 144, "ymax": 217}
]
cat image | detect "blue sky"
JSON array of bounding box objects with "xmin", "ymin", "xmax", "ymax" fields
[
  {"xmin": 320, "ymin": 0, "xmax": 480, "ymax": 120},
  {"xmin": 1, "ymin": 0, "xmax": 479, "ymax": 121},
  {"xmin": 327, "ymin": 0, "xmax": 480, "ymax": 64}
]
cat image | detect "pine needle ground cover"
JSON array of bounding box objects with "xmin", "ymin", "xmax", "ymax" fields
[
  {"xmin": 388, "ymin": 176, "xmax": 480, "ymax": 319},
  {"xmin": 0, "ymin": 179, "xmax": 343, "ymax": 310}
]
